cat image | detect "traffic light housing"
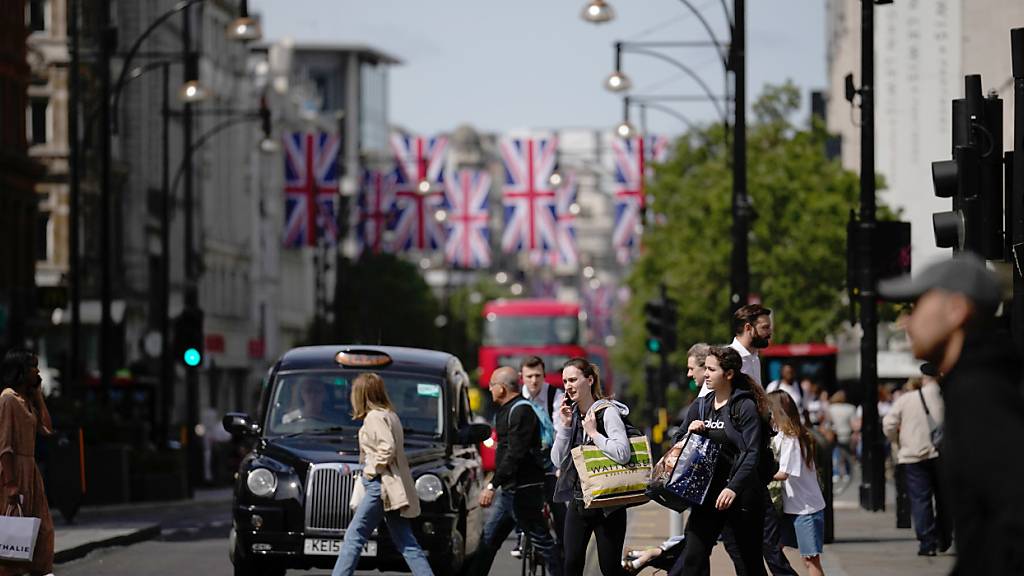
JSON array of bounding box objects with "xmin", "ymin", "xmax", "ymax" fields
[
  {"xmin": 259, "ymin": 94, "xmax": 272, "ymax": 140},
  {"xmin": 643, "ymin": 296, "xmax": 678, "ymax": 354},
  {"xmin": 932, "ymin": 75, "xmax": 1004, "ymax": 259},
  {"xmin": 174, "ymin": 305, "xmax": 204, "ymax": 368}
]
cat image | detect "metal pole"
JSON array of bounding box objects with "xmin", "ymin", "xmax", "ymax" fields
[
  {"xmin": 857, "ymin": 0, "xmax": 884, "ymax": 512},
  {"xmin": 1011, "ymin": 28, "xmax": 1024, "ymax": 356},
  {"xmin": 68, "ymin": 0, "xmax": 81, "ymax": 393},
  {"xmin": 160, "ymin": 62, "xmax": 173, "ymax": 446},
  {"xmin": 729, "ymin": 0, "xmax": 748, "ymax": 314},
  {"xmin": 98, "ymin": 0, "xmax": 113, "ymax": 396},
  {"xmin": 182, "ymin": 5, "xmax": 199, "ymax": 498}
]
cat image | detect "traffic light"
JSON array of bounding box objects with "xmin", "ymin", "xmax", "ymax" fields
[
  {"xmin": 174, "ymin": 305, "xmax": 204, "ymax": 368},
  {"xmin": 259, "ymin": 94, "xmax": 272, "ymax": 140},
  {"xmin": 643, "ymin": 295, "xmax": 678, "ymax": 355},
  {"xmin": 932, "ymin": 75, "xmax": 1004, "ymax": 259}
]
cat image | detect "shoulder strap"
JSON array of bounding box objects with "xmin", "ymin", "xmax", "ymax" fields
[
  {"xmin": 917, "ymin": 388, "xmax": 931, "ymax": 416},
  {"xmin": 508, "ymin": 398, "xmax": 533, "ymax": 425},
  {"xmin": 547, "ymin": 385, "xmax": 558, "ymax": 415}
]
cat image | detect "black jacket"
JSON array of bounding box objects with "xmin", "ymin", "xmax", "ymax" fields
[
  {"xmin": 942, "ymin": 332, "xmax": 1024, "ymax": 575},
  {"xmin": 678, "ymin": 388, "xmax": 762, "ymax": 495},
  {"xmin": 491, "ymin": 396, "xmax": 545, "ymax": 490}
]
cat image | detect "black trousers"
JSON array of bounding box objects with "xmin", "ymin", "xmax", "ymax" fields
[
  {"xmin": 904, "ymin": 458, "xmax": 952, "ymax": 553},
  {"xmin": 563, "ymin": 500, "xmax": 628, "ymax": 576},
  {"xmin": 669, "ymin": 486, "xmax": 767, "ymax": 576},
  {"xmin": 545, "ymin": 474, "xmax": 567, "ymax": 547}
]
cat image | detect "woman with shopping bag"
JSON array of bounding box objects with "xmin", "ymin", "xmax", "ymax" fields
[
  {"xmin": 669, "ymin": 346, "xmax": 769, "ymax": 576},
  {"xmin": 331, "ymin": 373, "xmax": 433, "ymax": 576},
  {"xmin": 552, "ymin": 357, "xmax": 637, "ymax": 576},
  {"xmin": 0, "ymin": 350, "xmax": 53, "ymax": 576}
]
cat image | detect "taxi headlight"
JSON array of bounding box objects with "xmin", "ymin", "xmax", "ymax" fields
[
  {"xmin": 415, "ymin": 474, "xmax": 444, "ymax": 502},
  {"xmin": 247, "ymin": 468, "xmax": 278, "ymax": 497}
]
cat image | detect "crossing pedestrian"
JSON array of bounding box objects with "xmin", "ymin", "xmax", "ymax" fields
[
  {"xmin": 882, "ymin": 372, "xmax": 951, "ymax": 557},
  {"xmin": 332, "ymin": 373, "xmax": 433, "ymax": 576},
  {"xmin": 766, "ymin": 364, "xmax": 802, "ymax": 407},
  {"xmin": 768, "ymin": 391, "xmax": 826, "ymax": 576},
  {"xmin": 879, "ymin": 253, "xmax": 1024, "ymax": 574},
  {"xmin": 552, "ymin": 357, "xmax": 632, "ymax": 576},
  {"xmin": 470, "ymin": 366, "xmax": 561, "ymax": 576},
  {"xmin": 0, "ymin": 349, "xmax": 54, "ymax": 576},
  {"xmin": 669, "ymin": 346, "xmax": 769, "ymax": 576}
]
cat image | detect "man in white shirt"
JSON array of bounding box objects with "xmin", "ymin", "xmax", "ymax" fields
[
  {"xmin": 767, "ymin": 363, "xmax": 802, "ymax": 406},
  {"xmin": 697, "ymin": 304, "xmax": 773, "ymax": 397},
  {"xmin": 519, "ymin": 357, "xmax": 565, "ymax": 549}
]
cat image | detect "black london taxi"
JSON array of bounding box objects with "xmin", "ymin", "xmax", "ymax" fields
[{"xmin": 223, "ymin": 346, "xmax": 492, "ymax": 576}]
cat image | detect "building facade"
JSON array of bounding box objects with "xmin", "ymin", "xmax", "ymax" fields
[
  {"xmin": 2, "ymin": 0, "xmax": 41, "ymax": 352},
  {"xmin": 826, "ymin": 0, "xmax": 1021, "ymax": 270}
]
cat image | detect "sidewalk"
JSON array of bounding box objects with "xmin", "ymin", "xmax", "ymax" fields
[
  {"xmin": 53, "ymin": 487, "xmax": 233, "ymax": 564},
  {"xmin": 593, "ymin": 486, "xmax": 955, "ymax": 576}
]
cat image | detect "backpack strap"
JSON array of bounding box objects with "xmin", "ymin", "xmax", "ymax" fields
[{"xmin": 547, "ymin": 385, "xmax": 558, "ymax": 417}]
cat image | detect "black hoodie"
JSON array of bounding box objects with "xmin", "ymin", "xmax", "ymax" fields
[
  {"xmin": 677, "ymin": 387, "xmax": 762, "ymax": 496},
  {"xmin": 941, "ymin": 331, "xmax": 1024, "ymax": 575}
]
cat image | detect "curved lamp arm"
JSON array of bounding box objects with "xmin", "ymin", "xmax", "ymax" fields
[
  {"xmin": 112, "ymin": 0, "xmax": 205, "ymax": 132},
  {"xmin": 629, "ymin": 100, "xmax": 698, "ymax": 134},
  {"xmin": 622, "ymin": 47, "xmax": 726, "ymax": 122},
  {"xmin": 675, "ymin": 0, "xmax": 729, "ymax": 66},
  {"xmin": 169, "ymin": 113, "xmax": 258, "ymax": 202}
]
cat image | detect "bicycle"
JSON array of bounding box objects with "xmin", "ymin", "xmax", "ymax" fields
[{"xmin": 518, "ymin": 500, "xmax": 554, "ymax": 576}]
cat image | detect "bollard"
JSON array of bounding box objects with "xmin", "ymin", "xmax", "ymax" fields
[
  {"xmin": 894, "ymin": 462, "xmax": 912, "ymax": 529},
  {"xmin": 812, "ymin": 430, "xmax": 835, "ymax": 544}
]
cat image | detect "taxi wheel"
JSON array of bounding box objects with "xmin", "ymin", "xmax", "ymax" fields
[{"xmin": 231, "ymin": 530, "xmax": 285, "ymax": 576}]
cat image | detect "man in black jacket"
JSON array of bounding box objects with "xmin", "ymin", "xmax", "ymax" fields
[
  {"xmin": 469, "ymin": 367, "xmax": 561, "ymax": 576},
  {"xmin": 880, "ymin": 253, "xmax": 1024, "ymax": 574}
]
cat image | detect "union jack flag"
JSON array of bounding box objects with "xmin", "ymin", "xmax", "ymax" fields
[
  {"xmin": 531, "ymin": 172, "xmax": 578, "ymax": 268},
  {"xmin": 282, "ymin": 132, "xmax": 340, "ymax": 249},
  {"xmin": 500, "ymin": 136, "xmax": 558, "ymax": 254},
  {"xmin": 443, "ymin": 169, "xmax": 491, "ymax": 269},
  {"xmin": 583, "ymin": 281, "xmax": 616, "ymax": 342},
  {"xmin": 355, "ymin": 169, "xmax": 395, "ymax": 256},
  {"xmin": 390, "ymin": 133, "xmax": 448, "ymax": 252},
  {"xmin": 646, "ymin": 134, "xmax": 672, "ymax": 165},
  {"xmin": 612, "ymin": 136, "xmax": 645, "ymax": 265}
]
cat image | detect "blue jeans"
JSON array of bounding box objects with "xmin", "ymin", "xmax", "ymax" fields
[{"xmin": 332, "ymin": 476, "xmax": 434, "ymax": 576}]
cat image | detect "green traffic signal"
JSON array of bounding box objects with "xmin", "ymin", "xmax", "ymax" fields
[
  {"xmin": 646, "ymin": 338, "xmax": 662, "ymax": 353},
  {"xmin": 183, "ymin": 347, "xmax": 202, "ymax": 367}
]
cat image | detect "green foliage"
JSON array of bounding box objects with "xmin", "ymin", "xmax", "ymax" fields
[
  {"xmin": 333, "ymin": 253, "xmax": 442, "ymax": 348},
  {"xmin": 617, "ymin": 81, "xmax": 894, "ymax": 416}
]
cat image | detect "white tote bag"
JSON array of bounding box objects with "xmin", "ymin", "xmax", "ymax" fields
[{"xmin": 0, "ymin": 503, "xmax": 40, "ymax": 562}]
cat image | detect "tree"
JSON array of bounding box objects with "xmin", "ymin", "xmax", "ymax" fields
[{"xmin": 617, "ymin": 82, "xmax": 895, "ymax": 418}]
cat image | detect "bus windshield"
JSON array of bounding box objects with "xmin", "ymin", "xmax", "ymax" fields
[{"xmin": 483, "ymin": 315, "xmax": 580, "ymax": 346}]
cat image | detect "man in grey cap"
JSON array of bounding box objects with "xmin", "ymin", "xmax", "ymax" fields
[{"xmin": 879, "ymin": 253, "xmax": 1024, "ymax": 574}]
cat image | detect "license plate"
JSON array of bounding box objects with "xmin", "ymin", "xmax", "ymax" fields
[{"xmin": 303, "ymin": 538, "xmax": 377, "ymax": 557}]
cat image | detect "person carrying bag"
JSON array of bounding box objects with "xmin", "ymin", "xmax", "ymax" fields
[{"xmin": 552, "ymin": 358, "xmax": 636, "ymax": 576}]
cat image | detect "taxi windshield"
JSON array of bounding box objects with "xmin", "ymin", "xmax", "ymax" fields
[{"xmin": 265, "ymin": 370, "xmax": 445, "ymax": 438}]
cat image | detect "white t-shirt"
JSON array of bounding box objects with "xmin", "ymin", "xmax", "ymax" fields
[
  {"xmin": 766, "ymin": 380, "xmax": 802, "ymax": 406},
  {"xmin": 523, "ymin": 381, "xmax": 564, "ymax": 432},
  {"xmin": 773, "ymin": 433, "xmax": 826, "ymax": 515}
]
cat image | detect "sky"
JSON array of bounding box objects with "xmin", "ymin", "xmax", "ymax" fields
[{"xmin": 250, "ymin": 0, "xmax": 827, "ymax": 137}]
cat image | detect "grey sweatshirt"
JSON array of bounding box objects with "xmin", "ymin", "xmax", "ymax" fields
[{"xmin": 550, "ymin": 398, "xmax": 632, "ymax": 468}]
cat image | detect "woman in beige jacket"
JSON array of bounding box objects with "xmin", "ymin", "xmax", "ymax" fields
[{"xmin": 332, "ymin": 373, "xmax": 434, "ymax": 576}]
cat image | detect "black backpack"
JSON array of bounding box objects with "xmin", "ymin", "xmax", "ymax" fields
[{"xmin": 730, "ymin": 398, "xmax": 778, "ymax": 485}]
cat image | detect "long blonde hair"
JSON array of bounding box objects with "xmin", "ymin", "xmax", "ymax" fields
[
  {"xmin": 350, "ymin": 372, "xmax": 394, "ymax": 420},
  {"xmin": 768, "ymin": 390, "xmax": 815, "ymax": 466}
]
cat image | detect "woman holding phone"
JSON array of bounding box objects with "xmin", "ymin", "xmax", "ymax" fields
[
  {"xmin": 0, "ymin": 349, "xmax": 53, "ymax": 576},
  {"xmin": 551, "ymin": 357, "xmax": 633, "ymax": 576}
]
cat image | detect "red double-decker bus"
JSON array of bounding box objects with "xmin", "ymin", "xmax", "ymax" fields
[
  {"xmin": 478, "ymin": 299, "xmax": 587, "ymax": 390},
  {"xmin": 477, "ymin": 299, "xmax": 588, "ymax": 471}
]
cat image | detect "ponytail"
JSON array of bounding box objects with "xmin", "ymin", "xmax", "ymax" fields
[{"xmin": 562, "ymin": 357, "xmax": 604, "ymax": 400}]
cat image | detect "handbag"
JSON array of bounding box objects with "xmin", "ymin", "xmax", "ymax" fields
[
  {"xmin": 918, "ymin": 389, "xmax": 944, "ymax": 449},
  {"xmin": 644, "ymin": 432, "xmax": 721, "ymax": 512},
  {"xmin": 0, "ymin": 502, "xmax": 40, "ymax": 562},
  {"xmin": 571, "ymin": 435, "xmax": 652, "ymax": 509}
]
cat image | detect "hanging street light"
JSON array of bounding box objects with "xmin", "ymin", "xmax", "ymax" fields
[
  {"xmin": 226, "ymin": 0, "xmax": 262, "ymax": 41},
  {"xmin": 581, "ymin": 0, "xmax": 615, "ymax": 24},
  {"xmin": 615, "ymin": 120, "xmax": 636, "ymax": 139},
  {"xmin": 178, "ymin": 53, "xmax": 210, "ymax": 103},
  {"xmin": 605, "ymin": 70, "xmax": 632, "ymax": 92}
]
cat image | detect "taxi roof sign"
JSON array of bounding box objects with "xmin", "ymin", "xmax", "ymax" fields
[{"xmin": 335, "ymin": 350, "xmax": 393, "ymax": 367}]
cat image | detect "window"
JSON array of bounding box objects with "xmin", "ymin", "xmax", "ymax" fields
[
  {"xmin": 35, "ymin": 209, "xmax": 50, "ymax": 262},
  {"xmin": 28, "ymin": 98, "xmax": 48, "ymax": 145},
  {"xmin": 27, "ymin": 0, "xmax": 47, "ymax": 32}
]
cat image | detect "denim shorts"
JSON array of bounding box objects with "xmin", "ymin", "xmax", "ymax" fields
[{"xmin": 787, "ymin": 509, "xmax": 825, "ymax": 557}]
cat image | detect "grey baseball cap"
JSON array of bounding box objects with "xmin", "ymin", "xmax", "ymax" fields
[{"xmin": 877, "ymin": 253, "xmax": 1001, "ymax": 311}]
